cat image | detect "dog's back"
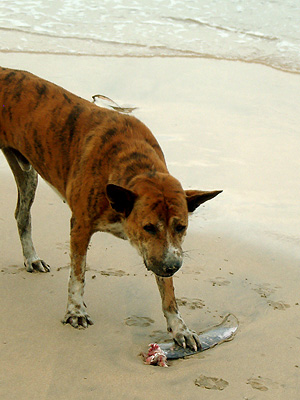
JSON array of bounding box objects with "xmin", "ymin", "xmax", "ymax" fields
[{"xmin": 0, "ymin": 67, "xmax": 166, "ymax": 199}]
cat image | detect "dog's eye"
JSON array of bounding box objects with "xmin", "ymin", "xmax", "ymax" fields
[
  {"xmin": 175, "ymin": 224, "xmax": 186, "ymax": 234},
  {"xmin": 143, "ymin": 224, "xmax": 157, "ymax": 235}
]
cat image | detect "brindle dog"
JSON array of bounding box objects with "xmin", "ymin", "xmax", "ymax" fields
[{"xmin": 0, "ymin": 67, "xmax": 221, "ymax": 350}]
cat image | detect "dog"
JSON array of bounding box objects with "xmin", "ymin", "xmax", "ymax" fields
[{"xmin": 0, "ymin": 67, "xmax": 221, "ymax": 350}]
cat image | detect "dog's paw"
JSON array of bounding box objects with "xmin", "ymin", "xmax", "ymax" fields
[
  {"xmin": 167, "ymin": 313, "xmax": 201, "ymax": 351},
  {"xmin": 25, "ymin": 259, "xmax": 50, "ymax": 273},
  {"xmin": 172, "ymin": 326, "xmax": 201, "ymax": 351},
  {"xmin": 62, "ymin": 310, "xmax": 94, "ymax": 329}
]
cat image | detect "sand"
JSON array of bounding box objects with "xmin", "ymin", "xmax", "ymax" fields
[{"xmin": 0, "ymin": 54, "xmax": 300, "ymax": 399}]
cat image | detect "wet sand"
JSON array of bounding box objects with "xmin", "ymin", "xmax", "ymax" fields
[{"xmin": 0, "ymin": 54, "xmax": 300, "ymax": 399}]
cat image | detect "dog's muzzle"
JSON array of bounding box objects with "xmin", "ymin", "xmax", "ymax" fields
[{"xmin": 144, "ymin": 249, "xmax": 183, "ymax": 277}]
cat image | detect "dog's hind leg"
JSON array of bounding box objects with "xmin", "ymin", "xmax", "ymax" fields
[{"xmin": 2, "ymin": 148, "xmax": 50, "ymax": 272}]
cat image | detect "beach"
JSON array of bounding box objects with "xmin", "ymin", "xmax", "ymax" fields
[{"xmin": 0, "ymin": 54, "xmax": 300, "ymax": 399}]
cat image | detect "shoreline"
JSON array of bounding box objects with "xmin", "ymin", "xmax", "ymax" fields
[
  {"xmin": 2, "ymin": 50, "xmax": 300, "ymax": 76},
  {"xmin": 1, "ymin": 53, "xmax": 300, "ymax": 399}
]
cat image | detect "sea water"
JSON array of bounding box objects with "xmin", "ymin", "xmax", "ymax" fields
[{"xmin": 0, "ymin": 0, "xmax": 299, "ymax": 74}]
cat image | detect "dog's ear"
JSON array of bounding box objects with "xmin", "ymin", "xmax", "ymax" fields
[
  {"xmin": 185, "ymin": 190, "xmax": 222, "ymax": 213},
  {"xmin": 106, "ymin": 184, "xmax": 137, "ymax": 217}
]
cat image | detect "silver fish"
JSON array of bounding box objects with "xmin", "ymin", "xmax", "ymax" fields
[{"xmin": 158, "ymin": 314, "xmax": 238, "ymax": 359}]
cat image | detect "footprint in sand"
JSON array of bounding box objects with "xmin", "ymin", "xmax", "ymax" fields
[
  {"xmin": 125, "ymin": 315, "xmax": 155, "ymax": 327},
  {"xmin": 176, "ymin": 297, "xmax": 205, "ymax": 310},
  {"xmin": 248, "ymin": 283, "xmax": 290, "ymax": 310},
  {"xmin": 251, "ymin": 282, "xmax": 279, "ymax": 298},
  {"xmin": 99, "ymin": 269, "xmax": 129, "ymax": 277},
  {"xmin": 194, "ymin": 375, "xmax": 229, "ymax": 390},
  {"xmin": 247, "ymin": 377, "xmax": 269, "ymax": 391},
  {"xmin": 209, "ymin": 277, "xmax": 231, "ymax": 287},
  {"xmin": 247, "ymin": 376, "xmax": 284, "ymax": 391},
  {"xmin": 267, "ymin": 300, "xmax": 290, "ymax": 310},
  {"xmin": 58, "ymin": 266, "xmax": 130, "ymax": 276},
  {"xmin": 1, "ymin": 265, "xmax": 23, "ymax": 274}
]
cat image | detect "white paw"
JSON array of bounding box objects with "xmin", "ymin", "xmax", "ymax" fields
[
  {"xmin": 63, "ymin": 307, "xmax": 93, "ymax": 329},
  {"xmin": 166, "ymin": 312, "xmax": 201, "ymax": 351},
  {"xmin": 25, "ymin": 258, "xmax": 50, "ymax": 273}
]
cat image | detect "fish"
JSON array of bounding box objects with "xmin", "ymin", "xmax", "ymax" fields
[
  {"xmin": 153, "ymin": 314, "xmax": 238, "ymax": 362},
  {"xmin": 141, "ymin": 314, "xmax": 239, "ymax": 367}
]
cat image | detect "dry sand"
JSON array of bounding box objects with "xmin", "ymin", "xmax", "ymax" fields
[{"xmin": 0, "ymin": 54, "xmax": 300, "ymax": 399}]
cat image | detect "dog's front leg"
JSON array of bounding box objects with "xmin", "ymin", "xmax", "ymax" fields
[
  {"xmin": 63, "ymin": 216, "xmax": 93, "ymax": 328},
  {"xmin": 155, "ymin": 276, "xmax": 200, "ymax": 351}
]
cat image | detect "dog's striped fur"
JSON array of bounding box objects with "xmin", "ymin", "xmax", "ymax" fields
[{"xmin": 0, "ymin": 67, "xmax": 221, "ymax": 350}]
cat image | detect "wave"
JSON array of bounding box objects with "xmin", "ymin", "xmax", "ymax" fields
[
  {"xmin": 165, "ymin": 16, "xmax": 279, "ymax": 42},
  {"xmin": 0, "ymin": 26, "xmax": 147, "ymax": 48},
  {"xmin": 1, "ymin": 24, "xmax": 299, "ymax": 75}
]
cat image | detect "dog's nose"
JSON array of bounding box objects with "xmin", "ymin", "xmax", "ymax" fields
[
  {"xmin": 145, "ymin": 259, "xmax": 182, "ymax": 277},
  {"xmin": 164, "ymin": 264, "xmax": 181, "ymax": 276},
  {"xmin": 144, "ymin": 246, "xmax": 183, "ymax": 277},
  {"xmin": 163, "ymin": 257, "xmax": 182, "ymax": 276}
]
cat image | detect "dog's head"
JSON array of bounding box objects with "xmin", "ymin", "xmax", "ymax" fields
[{"xmin": 106, "ymin": 173, "xmax": 221, "ymax": 277}]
